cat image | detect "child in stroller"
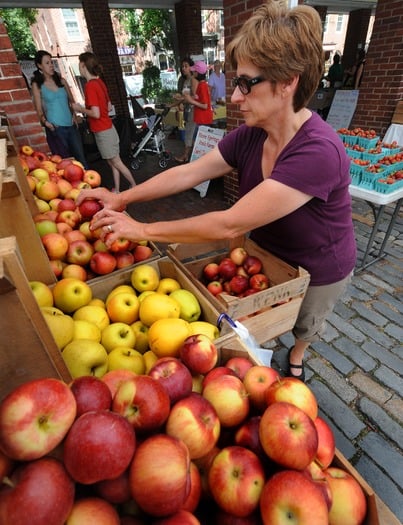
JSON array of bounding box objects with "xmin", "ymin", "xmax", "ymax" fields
[{"xmin": 129, "ymin": 97, "xmax": 171, "ymax": 170}]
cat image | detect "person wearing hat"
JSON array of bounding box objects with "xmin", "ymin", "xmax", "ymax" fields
[
  {"xmin": 208, "ymin": 60, "xmax": 226, "ymax": 107},
  {"xmin": 183, "ymin": 61, "xmax": 213, "ymax": 128}
]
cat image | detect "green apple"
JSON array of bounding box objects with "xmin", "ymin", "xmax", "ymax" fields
[
  {"xmin": 169, "ymin": 289, "xmax": 202, "ymax": 322},
  {"xmin": 53, "ymin": 278, "xmax": 93, "ymax": 314},
  {"xmin": 29, "ymin": 280, "xmax": 54, "ymax": 307},
  {"xmin": 35, "ymin": 219, "xmax": 58, "ymax": 238},
  {"xmin": 62, "ymin": 339, "xmax": 109, "ymax": 378},
  {"xmin": 73, "ymin": 319, "xmax": 102, "ymax": 342},
  {"xmin": 101, "ymin": 322, "xmax": 136, "ymax": 353},
  {"xmin": 73, "ymin": 305, "xmax": 110, "ymax": 331},
  {"xmin": 130, "ymin": 263, "xmax": 160, "ymax": 292},
  {"xmin": 131, "ymin": 320, "xmax": 149, "ymax": 353},
  {"xmin": 41, "ymin": 306, "xmax": 75, "ymax": 350},
  {"xmin": 188, "ymin": 321, "xmax": 220, "ymax": 341},
  {"xmin": 107, "ymin": 347, "xmax": 145, "ymax": 374}
]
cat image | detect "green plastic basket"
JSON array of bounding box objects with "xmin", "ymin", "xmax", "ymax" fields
[{"xmin": 356, "ymin": 136, "xmax": 380, "ymax": 149}]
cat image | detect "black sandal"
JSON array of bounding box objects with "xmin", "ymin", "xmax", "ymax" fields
[{"xmin": 286, "ymin": 348, "xmax": 306, "ymax": 382}]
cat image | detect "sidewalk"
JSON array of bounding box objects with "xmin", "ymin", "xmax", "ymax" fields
[{"xmin": 90, "ymin": 135, "xmax": 403, "ymax": 521}]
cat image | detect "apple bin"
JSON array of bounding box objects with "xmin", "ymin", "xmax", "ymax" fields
[{"xmin": 168, "ymin": 238, "xmax": 310, "ymax": 344}]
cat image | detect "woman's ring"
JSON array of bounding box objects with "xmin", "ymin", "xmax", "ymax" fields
[{"xmin": 107, "ymin": 224, "xmax": 113, "ymax": 233}]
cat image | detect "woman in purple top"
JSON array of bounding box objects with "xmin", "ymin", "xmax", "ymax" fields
[{"xmin": 77, "ymin": 1, "xmax": 356, "ymax": 381}]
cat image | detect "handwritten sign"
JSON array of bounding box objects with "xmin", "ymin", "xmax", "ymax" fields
[
  {"xmin": 190, "ymin": 126, "xmax": 225, "ymax": 198},
  {"xmin": 326, "ymin": 89, "xmax": 359, "ymax": 130}
]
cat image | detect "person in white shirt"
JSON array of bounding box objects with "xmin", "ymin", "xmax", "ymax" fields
[{"xmin": 208, "ymin": 60, "xmax": 226, "ymax": 107}]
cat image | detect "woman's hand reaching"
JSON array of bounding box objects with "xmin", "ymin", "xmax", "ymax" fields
[
  {"xmin": 90, "ymin": 208, "xmax": 145, "ymax": 247},
  {"xmin": 76, "ymin": 187, "xmax": 126, "ymax": 212}
]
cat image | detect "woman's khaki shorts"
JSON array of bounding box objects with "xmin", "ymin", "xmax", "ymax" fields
[
  {"xmin": 95, "ymin": 125, "xmax": 120, "ymax": 160},
  {"xmin": 292, "ymin": 272, "xmax": 353, "ymax": 343}
]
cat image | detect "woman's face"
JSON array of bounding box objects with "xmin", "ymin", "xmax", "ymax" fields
[
  {"xmin": 181, "ymin": 62, "xmax": 191, "ymax": 77},
  {"xmin": 38, "ymin": 54, "xmax": 54, "ymax": 77}
]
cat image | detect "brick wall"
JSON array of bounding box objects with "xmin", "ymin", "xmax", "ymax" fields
[
  {"xmin": 175, "ymin": 0, "xmax": 203, "ymax": 59},
  {"xmin": 0, "ymin": 22, "xmax": 48, "ymax": 152},
  {"xmin": 351, "ymin": 0, "xmax": 403, "ymax": 136}
]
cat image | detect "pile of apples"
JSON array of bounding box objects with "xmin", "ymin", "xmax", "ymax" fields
[
  {"xmin": 0, "ymin": 351, "xmax": 368, "ymax": 523},
  {"xmin": 202, "ymin": 247, "xmax": 270, "ymax": 297},
  {"xmin": 19, "ymin": 145, "xmax": 154, "ymax": 281},
  {"xmin": 30, "ymin": 263, "xmax": 221, "ymax": 380}
]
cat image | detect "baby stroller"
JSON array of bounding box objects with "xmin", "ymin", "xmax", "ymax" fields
[{"xmin": 129, "ymin": 97, "xmax": 171, "ymax": 170}]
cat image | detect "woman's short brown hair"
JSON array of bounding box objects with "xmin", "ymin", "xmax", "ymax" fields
[{"xmin": 226, "ymin": 0, "xmax": 324, "ymax": 112}]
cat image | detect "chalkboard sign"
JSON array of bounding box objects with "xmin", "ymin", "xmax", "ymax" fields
[
  {"xmin": 326, "ymin": 89, "xmax": 359, "ymax": 130},
  {"xmin": 190, "ymin": 126, "xmax": 225, "ymax": 198}
]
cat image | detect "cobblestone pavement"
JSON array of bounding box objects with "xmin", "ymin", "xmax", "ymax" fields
[{"xmin": 90, "ymin": 134, "xmax": 403, "ymax": 521}]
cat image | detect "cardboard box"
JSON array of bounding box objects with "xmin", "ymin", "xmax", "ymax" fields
[{"xmin": 168, "ymin": 238, "xmax": 310, "ymax": 344}]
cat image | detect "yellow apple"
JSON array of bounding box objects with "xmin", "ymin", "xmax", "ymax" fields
[
  {"xmin": 34, "ymin": 197, "xmax": 51, "ymax": 213},
  {"xmin": 72, "ymin": 319, "xmax": 102, "ymax": 343},
  {"xmin": 106, "ymin": 292, "xmax": 140, "ymax": 325},
  {"xmin": 62, "ymin": 339, "xmax": 109, "ymax": 378},
  {"xmin": 41, "ymin": 306, "xmax": 75, "ymax": 350},
  {"xmin": 73, "ymin": 305, "xmax": 110, "ymax": 331},
  {"xmin": 156, "ymin": 278, "xmax": 182, "ymax": 294},
  {"xmin": 130, "ymin": 264, "xmax": 160, "ymax": 292},
  {"xmin": 147, "ymin": 318, "xmax": 191, "ymax": 358},
  {"xmin": 137, "ymin": 290, "xmax": 156, "ymax": 303},
  {"xmin": 188, "ymin": 321, "xmax": 220, "ymax": 341},
  {"xmin": 53, "ymin": 278, "xmax": 93, "ymax": 314},
  {"xmin": 88, "ymin": 298, "xmax": 106, "ymax": 309},
  {"xmin": 29, "ymin": 281, "xmax": 54, "ymax": 307},
  {"xmin": 143, "ymin": 350, "xmax": 159, "ymax": 373},
  {"xmin": 105, "ymin": 285, "xmax": 137, "ymax": 306},
  {"xmin": 130, "ymin": 320, "xmax": 149, "ymax": 353},
  {"xmin": 139, "ymin": 292, "xmax": 180, "ymax": 327},
  {"xmin": 101, "ymin": 322, "xmax": 136, "ymax": 353},
  {"xmin": 107, "ymin": 347, "xmax": 145, "ymax": 374}
]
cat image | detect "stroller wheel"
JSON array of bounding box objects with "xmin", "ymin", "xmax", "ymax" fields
[
  {"xmin": 131, "ymin": 159, "xmax": 140, "ymax": 170},
  {"xmin": 158, "ymin": 157, "xmax": 169, "ymax": 169}
]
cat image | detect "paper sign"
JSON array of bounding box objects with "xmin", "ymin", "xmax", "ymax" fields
[
  {"xmin": 190, "ymin": 126, "xmax": 225, "ymax": 198},
  {"xmin": 326, "ymin": 89, "xmax": 359, "ymax": 130}
]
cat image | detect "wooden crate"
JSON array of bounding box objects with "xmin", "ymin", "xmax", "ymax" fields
[
  {"xmin": 168, "ymin": 238, "xmax": 310, "ymax": 344},
  {"xmin": 0, "ymin": 237, "xmax": 71, "ymax": 400}
]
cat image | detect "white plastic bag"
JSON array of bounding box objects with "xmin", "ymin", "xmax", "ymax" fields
[{"xmin": 218, "ymin": 313, "xmax": 273, "ymax": 366}]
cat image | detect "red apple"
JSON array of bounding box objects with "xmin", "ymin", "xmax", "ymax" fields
[
  {"xmin": 0, "ymin": 378, "xmax": 76, "ymax": 461},
  {"xmin": 0, "ymin": 457, "xmax": 75, "ymax": 525},
  {"xmin": 229, "ymin": 246, "xmax": 248, "ymax": 266},
  {"xmin": 182, "ymin": 461, "xmax": 202, "ymax": 513},
  {"xmin": 35, "ymin": 179, "xmax": 60, "ymax": 201},
  {"xmin": 202, "ymin": 366, "xmax": 237, "ymax": 389},
  {"xmin": 109, "ymin": 236, "xmax": 131, "ymax": 253},
  {"xmin": 57, "ymin": 178, "xmax": 73, "ymax": 197},
  {"xmin": 132, "ymin": 244, "xmax": 153, "ymax": 262},
  {"xmin": 148, "ymin": 356, "xmax": 193, "ymax": 405},
  {"xmin": 115, "ymin": 250, "xmax": 135, "ymax": 269},
  {"xmin": 203, "ymin": 262, "xmax": 220, "ymax": 281},
  {"xmin": 57, "ymin": 198, "xmax": 77, "ymax": 213},
  {"xmin": 32, "ymin": 150, "xmax": 47, "ymax": 162},
  {"xmin": 202, "ymin": 374, "xmax": 249, "ymax": 427},
  {"xmin": 63, "ymin": 410, "xmax": 136, "ymax": 484},
  {"xmin": 259, "ymin": 401, "xmax": 318, "ymax": 470},
  {"xmin": 179, "ymin": 334, "xmax": 218, "ymax": 375},
  {"xmin": 56, "ymin": 222, "xmax": 72, "ymax": 235},
  {"xmin": 314, "ymin": 416, "xmax": 336, "ymax": 469},
  {"xmin": 243, "ymin": 255, "xmax": 263, "ymax": 276},
  {"xmin": 152, "ymin": 510, "xmax": 201, "ymax": 524},
  {"xmin": 165, "ymin": 392, "xmax": 221, "ymax": 459},
  {"xmin": 69, "ymin": 375, "xmax": 112, "ymax": 417},
  {"xmin": 304, "ymin": 460, "xmax": 333, "ymax": 510},
  {"xmin": 78, "ymin": 198, "xmax": 103, "ymax": 220},
  {"xmin": 112, "ymin": 374, "xmax": 170, "ymax": 435},
  {"xmin": 324, "ymin": 467, "xmax": 367, "ymax": 525},
  {"xmin": 206, "ymin": 280, "xmax": 223, "ymax": 296},
  {"xmin": 129, "ymin": 434, "xmax": 191, "ymax": 517},
  {"xmin": 25, "ymin": 155, "xmax": 41, "ymax": 171},
  {"xmin": 243, "ymin": 365, "xmax": 280, "ymax": 411},
  {"xmin": 229, "ymin": 275, "xmax": 249, "ymax": 295},
  {"xmin": 93, "ymin": 238, "xmax": 108, "ymax": 252},
  {"xmin": 264, "ymin": 376, "xmax": 318, "ymax": 421},
  {"xmin": 41, "ymin": 232, "xmax": 69, "ymax": 260},
  {"xmin": 83, "ymin": 169, "xmax": 102, "ymax": 187},
  {"xmin": 94, "ymin": 469, "xmax": 132, "ymax": 504},
  {"xmin": 63, "ymin": 163, "xmax": 84, "ymax": 183},
  {"xmin": 225, "ymin": 356, "xmax": 254, "ymax": 380},
  {"xmin": 56, "ymin": 210, "xmax": 81, "ymax": 229},
  {"xmin": 63, "ymin": 229, "xmax": 86, "ymax": 244},
  {"xmin": 62, "ymin": 263, "xmax": 87, "ymax": 281},
  {"xmin": 260, "ymin": 469, "xmax": 329, "ymax": 525},
  {"xmin": 66, "ymin": 239, "xmax": 94, "ymax": 266},
  {"xmin": 249, "ymin": 273, "xmax": 270, "ymax": 291},
  {"xmin": 0, "ymin": 449, "xmax": 14, "ymax": 480},
  {"xmin": 49, "ymin": 258, "xmax": 65, "ymax": 278},
  {"xmin": 100, "ymin": 369, "xmax": 137, "ymax": 398},
  {"xmin": 208, "ymin": 445, "xmax": 265, "ymax": 517},
  {"xmin": 90, "ymin": 251, "xmax": 117, "ymax": 275},
  {"xmin": 218, "ymin": 257, "xmax": 238, "ymax": 280},
  {"xmin": 234, "ymin": 415, "xmax": 266, "ymax": 460},
  {"xmin": 66, "ymin": 497, "xmax": 120, "ymax": 524}
]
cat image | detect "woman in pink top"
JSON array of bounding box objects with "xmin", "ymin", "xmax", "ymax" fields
[{"xmin": 72, "ymin": 52, "xmax": 136, "ymax": 193}]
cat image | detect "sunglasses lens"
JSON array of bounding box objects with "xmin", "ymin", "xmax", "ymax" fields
[{"xmin": 233, "ymin": 77, "xmax": 249, "ymax": 94}]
